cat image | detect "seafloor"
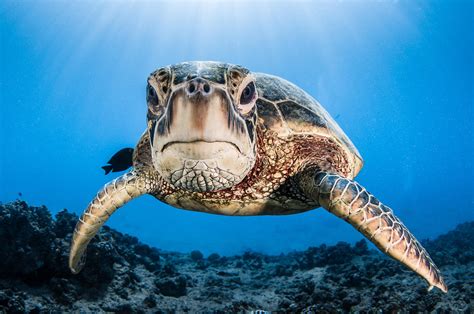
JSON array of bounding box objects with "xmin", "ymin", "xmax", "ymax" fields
[{"xmin": 0, "ymin": 201, "xmax": 472, "ymax": 313}]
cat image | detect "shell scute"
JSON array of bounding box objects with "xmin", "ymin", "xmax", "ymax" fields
[
  {"xmin": 278, "ymin": 100, "xmax": 327, "ymax": 133},
  {"xmin": 256, "ymin": 99, "xmax": 288, "ymax": 134},
  {"xmin": 255, "ymin": 73, "xmax": 363, "ymax": 176}
]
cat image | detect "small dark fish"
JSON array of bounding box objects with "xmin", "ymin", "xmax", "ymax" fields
[
  {"xmin": 334, "ymin": 114, "xmax": 341, "ymax": 120},
  {"xmin": 102, "ymin": 148, "xmax": 134, "ymax": 175},
  {"xmin": 18, "ymin": 192, "xmax": 22, "ymax": 197}
]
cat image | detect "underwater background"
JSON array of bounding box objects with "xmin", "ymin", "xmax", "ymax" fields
[{"xmin": 1, "ymin": 0, "xmax": 473, "ymax": 258}]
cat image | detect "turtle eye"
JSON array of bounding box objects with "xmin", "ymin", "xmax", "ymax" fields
[
  {"xmin": 239, "ymin": 81, "xmax": 256, "ymax": 105},
  {"xmin": 147, "ymin": 84, "xmax": 159, "ymax": 106}
]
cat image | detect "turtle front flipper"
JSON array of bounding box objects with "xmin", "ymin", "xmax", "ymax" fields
[
  {"xmin": 69, "ymin": 171, "xmax": 155, "ymax": 274},
  {"xmin": 300, "ymin": 171, "xmax": 448, "ymax": 293}
]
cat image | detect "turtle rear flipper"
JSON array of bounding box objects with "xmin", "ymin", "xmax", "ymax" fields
[{"xmin": 300, "ymin": 171, "xmax": 448, "ymax": 293}]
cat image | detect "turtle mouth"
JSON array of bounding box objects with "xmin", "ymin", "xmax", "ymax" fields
[
  {"xmin": 161, "ymin": 140, "xmax": 242, "ymax": 154},
  {"xmin": 154, "ymin": 140, "xmax": 254, "ymax": 192}
]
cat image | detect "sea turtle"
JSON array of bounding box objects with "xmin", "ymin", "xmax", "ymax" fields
[{"xmin": 69, "ymin": 61, "xmax": 447, "ymax": 292}]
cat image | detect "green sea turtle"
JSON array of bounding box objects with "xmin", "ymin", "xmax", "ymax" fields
[{"xmin": 69, "ymin": 61, "xmax": 447, "ymax": 292}]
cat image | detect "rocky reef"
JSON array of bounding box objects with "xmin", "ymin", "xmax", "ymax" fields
[{"xmin": 0, "ymin": 201, "xmax": 472, "ymax": 313}]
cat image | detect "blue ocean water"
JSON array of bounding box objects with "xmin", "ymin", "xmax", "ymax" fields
[{"xmin": 0, "ymin": 0, "xmax": 472, "ymax": 257}]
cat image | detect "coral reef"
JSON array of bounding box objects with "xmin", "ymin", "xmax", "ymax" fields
[{"xmin": 0, "ymin": 201, "xmax": 472, "ymax": 312}]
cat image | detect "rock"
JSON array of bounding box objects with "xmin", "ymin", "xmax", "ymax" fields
[
  {"xmin": 0, "ymin": 289, "xmax": 26, "ymax": 313},
  {"xmin": 207, "ymin": 253, "xmax": 221, "ymax": 263},
  {"xmin": 353, "ymin": 239, "xmax": 369, "ymax": 255},
  {"xmin": 342, "ymin": 291, "xmax": 361, "ymax": 311},
  {"xmin": 0, "ymin": 201, "xmax": 472, "ymax": 312},
  {"xmin": 273, "ymin": 264, "xmax": 294, "ymax": 277},
  {"xmin": 143, "ymin": 295, "xmax": 156, "ymax": 308},
  {"xmin": 154, "ymin": 275, "xmax": 187, "ymax": 297},
  {"xmin": 54, "ymin": 209, "xmax": 78, "ymax": 238},
  {"xmin": 78, "ymin": 240, "xmax": 117, "ymax": 286},
  {"xmin": 0, "ymin": 201, "xmax": 55, "ymax": 277},
  {"xmin": 423, "ymin": 221, "xmax": 474, "ymax": 266},
  {"xmin": 190, "ymin": 250, "xmax": 204, "ymax": 261}
]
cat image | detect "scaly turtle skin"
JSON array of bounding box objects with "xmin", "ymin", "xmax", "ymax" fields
[{"xmin": 69, "ymin": 61, "xmax": 447, "ymax": 292}]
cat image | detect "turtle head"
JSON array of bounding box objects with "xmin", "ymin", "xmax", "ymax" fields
[{"xmin": 146, "ymin": 62, "xmax": 258, "ymax": 192}]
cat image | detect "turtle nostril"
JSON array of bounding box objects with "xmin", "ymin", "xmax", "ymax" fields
[
  {"xmin": 187, "ymin": 83, "xmax": 196, "ymax": 94},
  {"xmin": 186, "ymin": 79, "xmax": 212, "ymax": 96}
]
